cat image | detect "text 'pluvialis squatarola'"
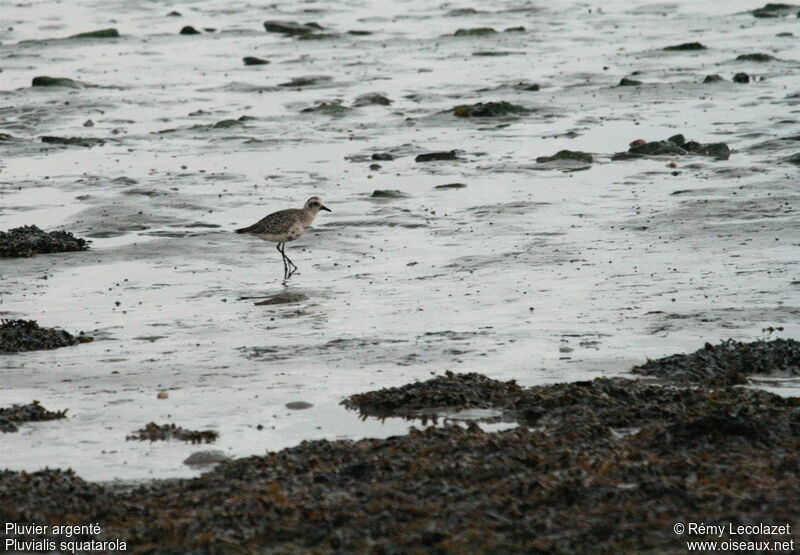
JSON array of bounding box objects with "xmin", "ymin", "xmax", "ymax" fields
[{"xmin": 235, "ymin": 196, "xmax": 331, "ymax": 281}]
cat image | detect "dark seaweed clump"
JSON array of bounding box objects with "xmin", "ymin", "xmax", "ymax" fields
[
  {"xmin": 632, "ymin": 338, "xmax": 800, "ymax": 385},
  {"xmin": 0, "ymin": 225, "xmax": 88, "ymax": 257},
  {"xmin": 0, "ymin": 319, "xmax": 90, "ymax": 354},
  {"xmin": 342, "ymin": 371, "xmax": 524, "ymax": 417},
  {"xmin": 126, "ymin": 422, "xmax": 218, "ymax": 444},
  {"xmin": 0, "ymin": 401, "xmax": 67, "ymax": 433},
  {"xmin": 536, "ymin": 150, "xmax": 593, "ymax": 164},
  {"xmin": 613, "ymin": 133, "xmax": 730, "ymax": 160},
  {"xmin": 3, "ymin": 375, "xmax": 800, "ymax": 552}
]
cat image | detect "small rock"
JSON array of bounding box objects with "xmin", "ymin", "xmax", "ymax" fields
[
  {"xmin": 157, "ymin": 391, "xmax": 169, "ymax": 399},
  {"xmin": 371, "ymin": 153, "xmax": 394, "ymax": 161},
  {"xmin": 415, "ymin": 151, "xmax": 459, "ymax": 162},
  {"xmin": 286, "ymin": 401, "xmax": 314, "ymax": 410},
  {"xmin": 703, "ymin": 74, "xmax": 724, "ymax": 83},
  {"xmin": 83, "ymin": 119, "xmax": 94, "ymax": 127},
  {"xmin": 504, "ymin": 26, "xmax": 526, "ymax": 32},
  {"xmin": 371, "ymin": 190, "xmax": 408, "ymax": 199},
  {"xmin": 41, "ymin": 136, "xmax": 105, "ymax": 148},
  {"xmin": 784, "ymin": 153, "xmax": 800, "ymax": 165},
  {"xmin": 69, "ymin": 28, "xmax": 119, "ymax": 39},
  {"xmin": 618, "ymin": 78, "xmax": 642, "ymax": 86},
  {"xmin": 663, "ymin": 42, "xmax": 707, "ymax": 51},
  {"xmin": 752, "ymin": 3, "xmax": 798, "ymax": 18},
  {"xmin": 452, "ymin": 101, "xmax": 528, "ymax": 117},
  {"xmin": 435, "ymin": 183, "xmax": 467, "ymax": 189},
  {"xmin": 180, "ymin": 26, "xmax": 201, "ymax": 35},
  {"xmin": 243, "ymin": 56, "xmax": 270, "ymax": 66},
  {"xmin": 733, "ymin": 72, "xmax": 750, "ymax": 83},
  {"xmin": 278, "ymin": 75, "xmax": 332, "ymax": 88},
  {"xmin": 167, "ymin": 10, "xmax": 181, "ymax": 16}
]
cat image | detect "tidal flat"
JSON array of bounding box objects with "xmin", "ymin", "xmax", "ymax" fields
[{"xmin": 1, "ymin": 0, "xmax": 799, "ymax": 528}]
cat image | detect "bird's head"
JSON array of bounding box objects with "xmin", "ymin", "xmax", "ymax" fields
[{"xmin": 305, "ymin": 196, "xmax": 331, "ymax": 213}]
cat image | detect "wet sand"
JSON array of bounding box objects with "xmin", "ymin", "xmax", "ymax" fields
[{"xmin": 1, "ymin": 0, "xmax": 799, "ymax": 488}]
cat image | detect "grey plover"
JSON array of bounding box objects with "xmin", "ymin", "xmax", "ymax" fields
[{"xmin": 235, "ymin": 196, "xmax": 331, "ymax": 281}]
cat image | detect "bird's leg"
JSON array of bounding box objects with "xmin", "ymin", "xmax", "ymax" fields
[
  {"xmin": 284, "ymin": 248, "xmax": 298, "ymax": 279},
  {"xmin": 276, "ymin": 243, "xmax": 288, "ymax": 280}
]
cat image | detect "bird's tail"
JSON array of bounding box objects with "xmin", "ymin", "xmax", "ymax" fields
[{"xmin": 234, "ymin": 226, "xmax": 250, "ymax": 234}]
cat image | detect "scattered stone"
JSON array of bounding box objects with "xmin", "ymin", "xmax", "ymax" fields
[
  {"xmin": 453, "ymin": 27, "xmax": 497, "ymax": 36},
  {"xmin": 703, "ymin": 74, "xmax": 724, "ymax": 83},
  {"xmin": 504, "ymin": 26, "xmax": 525, "ymax": 32},
  {"xmin": 451, "ymin": 101, "xmax": 528, "ymax": 117},
  {"xmin": 347, "ymin": 30, "xmax": 373, "ymax": 36},
  {"xmin": 371, "ymin": 152, "xmax": 394, "ymax": 161},
  {"xmin": 446, "ymin": 8, "xmax": 480, "ymax": 16},
  {"xmin": 751, "ymin": 3, "xmax": 798, "ymax": 17},
  {"xmin": 663, "ymin": 41, "xmax": 707, "ymax": 51},
  {"xmin": 41, "ymin": 136, "xmax": 105, "ymax": 147},
  {"xmin": 736, "ymin": 52, "xmax": 777, "ymax": 62},
  {"xmin": 167, "ymin": 10, "xmax": 181, "ymax": 16},
  {"xmin": 536, "ymin": 150, "xmax": 593, "ymax": 164},
  {"xmin": 127, "ymin": 422, "xmax": 218, "ymax": 444},
  {"xmin": 415, "ymin": 150, "xmax": 459, "ymax": 162},
  {"xmin": 352, "ymin": 93, "xmax": 392, "ymax": 107},
  {"xmin": 301, "ymin": 101, "xmax": 349, "ymax": 115},
  {"xmin": 618, "ymin": 77, "xmax": 642, "ymax": 86},
  {"xmin": 0, "ymin": 319, "xmax": 90, "ymax": 354},
  {"xmin": 632, "ymin": 338, "xmax": 800, "ymax": 385},
  {"xmin": 0, "ymin": 225, "xmax": 88, "ymax": 257},
  {"xmin": 369, "ymin": 163, "xmax": 381, "ymax": 171},
  {"xmin": 263, "ymin": 21, "xmax": 323, "ymax": 36},
  {"xmin": 83, "ymin": 119, "xmax": 94, "ymax": 127},
  {"xmin": 513, "ymin": 82, "xmax": 540, "ymax": 91},
  {"xmin": 31, "ymin": 76, "xmax": 83, "ymax": 88},
  {"xmin": 68, "ymin": 28, "xmax": 119, "ymax": 39},
  {"xmin": 285, "ymin": 402, "xmax": 313, "ymax": 410},
  {"xmin": 278, "ymin": 75, "xmax": 332, "ymax": 88},
  {"xmin": 254, "ymin": 293, "xmax": 309, "ymax": 305},
  {"xmin": 435, "ymin": 183, "xmax": 467, "ymax": 189},
  {"xmin": 157, "ymin": 391, "xmax": 169, "ymax": 400},
  {"xmin": 243, "ymin": 56, "xmax": 270, "ymax": 66},
  {"xmin": 733, "ymin": 72, "xmax": 751, "ymax": 83},
  {"xmin": 179, "ymin": 26, "xmax": 201, "ymax": 35},
  {"xmin": 183, "ymin": 450, "xmax": 231, "ymax": 466},
  {"xmin": 370, "ymin": 190, "xmax": 408, "ymax": 199},
  {"xmin": 0, "ymin": 401, "xmax": 67, "ymax": 433},
  {"xmin": 212, "ymin": 119, "xmax": 244, "ymax": 128}
]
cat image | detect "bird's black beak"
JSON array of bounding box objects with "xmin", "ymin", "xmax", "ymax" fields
[{"xmin": 321, "ymin": 205, "xmax": 332, "ymax": 212}]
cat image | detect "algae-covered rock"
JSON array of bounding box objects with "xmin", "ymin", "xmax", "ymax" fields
[
  {"xmin": 370, "ymin": 189, "xmax": 408, "ymax": 199},
  {"xmin": 618, "ymin": 77, "xmax": 643, "ymax": 86},
  {"xmin": 0, "ymin": 225, "xmax": 89, "ymax": 257},
  {"xmin": 452, "ymin": 101, "xmax": 528, "ymax": 117},
  {"xmin": 415, "ymin": 150, "xmax": 459, "ymax": 162},
  {"xmin": 733, "ymin": 72, "xmax": 751, "ymax": 83},
  {"xmin": 278, "ymin": 75, "xmax": 332, "ymax": 88},
  {"xmin": 352, "ymin": 93, "xmax": 392, "ymax": 106},
  {"xmin": 536, "ymin": 150, "xmax": 593, "ymax": 164},
  {"xmin": 301, "ymin": 101, "xmax": 349, "ymax": 115},
  {"xmin": 736, "ymin": 52, "xmax": 777, "ymax": 62},
  {"xmin": 454, "ymin": 27, "xmax": 497, "ymax": 36},
  {"xmin": 751, "ymin": 3, "xmax": 798, "ymax": 17},
  {"xmin": 663, "ymin": 42, "xmax": 706, "ymax": 51},
  {"xmin": 0, "ymin": 319, "xmax": 90, "ymax": 353},
  {"xmin": 69, "ymin": 28, "xmax": 119, "ymax": 39},
  {"xmin": 179, "ymin": 26, "xmax": 201, "ymax": 35},
  {"xmin": 31, "ymin": 76, "xmax": 84, "ymax": 88},
  {"xmin": 703, "ymin": 74, "xmax": 724, "ymax": 83},
  {"xmin": 264, "ymin": 20, "xmax": 323, "ymax": 36},
  {"xmin": 41, "ymin": 136, "xmax": 105, "ymax": 147}
]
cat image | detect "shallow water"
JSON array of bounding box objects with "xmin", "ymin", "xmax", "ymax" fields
[{"xmin": 1, "ymin": 0, "xmax": 799, "ymax": 481}]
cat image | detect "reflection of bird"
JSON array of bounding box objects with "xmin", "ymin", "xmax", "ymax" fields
[{"xmin": 235, "ymin": 197, "xmax": 331, "ymax": 281}]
